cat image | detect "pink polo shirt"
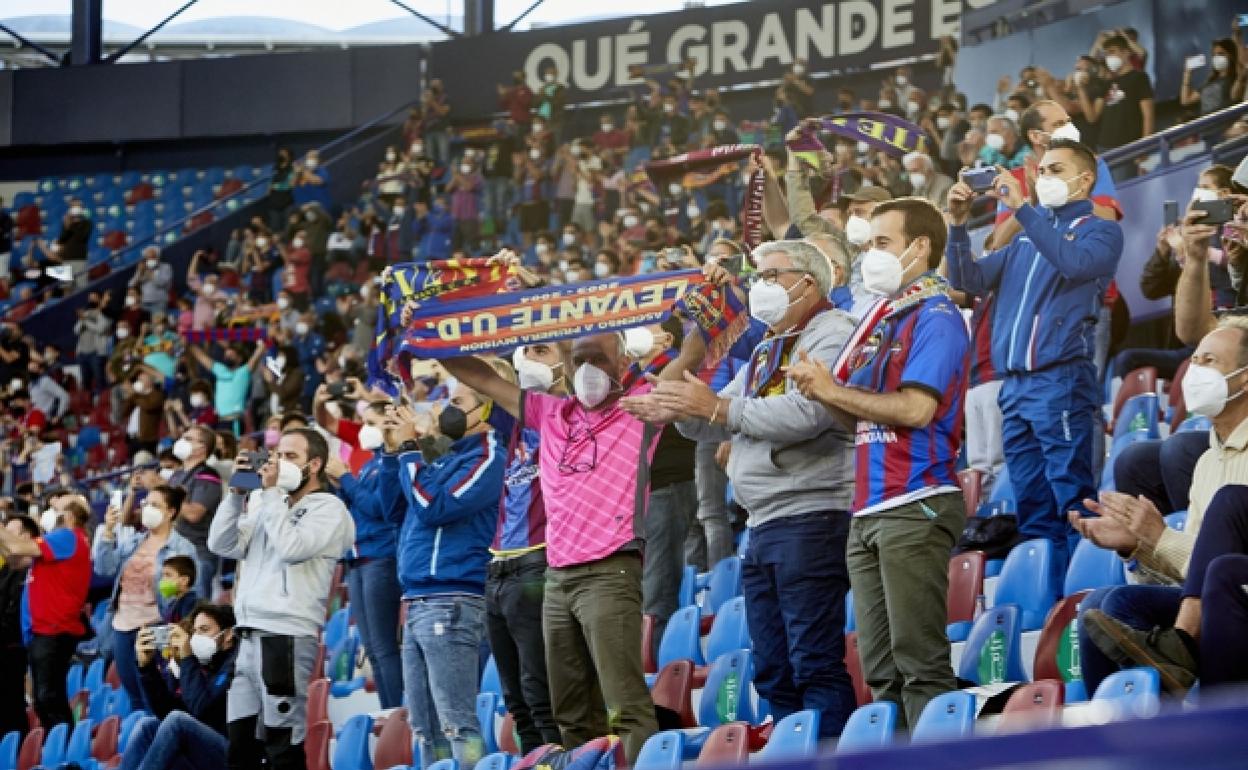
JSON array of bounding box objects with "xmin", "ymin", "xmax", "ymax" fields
[{"xmin": 525, "ymin": 386, "xmax": 660, "ymax": 568}]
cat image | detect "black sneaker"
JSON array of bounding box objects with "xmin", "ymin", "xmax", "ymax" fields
[{"xmin": 1083, "ymin": 609, "xmax": 1197, "ymax": 696}]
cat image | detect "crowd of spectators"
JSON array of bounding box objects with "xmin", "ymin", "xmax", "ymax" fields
[{"xmin": 0, "ymin": 15, "xmax": 1246, "ymax": 770}]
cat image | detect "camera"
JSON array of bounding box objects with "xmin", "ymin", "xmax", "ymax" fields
[
  {"xmin": 150, "ymin": 624, "xmax": 172, "ymax": 647},
  {"xmin": 228, "ymin": 449, "xmax": 269, "ymax": 492},
  {"xmin": 328, "ymin": 381, "xmax": 348, "ymax": 399},
  {"xmin": 960, "ymin": 167, "xmax": 997, "ymax": 193},
  {"xmin": 1193, "ymin": 199, "xmax": 1234, "ymax": 226}
]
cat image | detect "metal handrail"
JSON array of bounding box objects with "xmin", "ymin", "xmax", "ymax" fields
[
  {"xmin": 8, "ymin": 95, "xmax": 422, "ymax": 321},
  {"xmin": 1101, "ymin": 101, "xmax": 1248, "ymax": 169}
]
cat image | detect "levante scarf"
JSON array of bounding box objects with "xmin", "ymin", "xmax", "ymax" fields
[
  {"xmin": 645, "ymin": 144, "xmax": 765, "ymax": 249},
  {"xmin": 831, "ymin": 273, "xmax": 952, "ymax": 384},
  {"xmin": 787, "ymin": 111, "xmax": 931, "ymax": 171}
]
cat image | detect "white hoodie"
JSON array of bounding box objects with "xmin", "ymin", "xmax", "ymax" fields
[{"xmin": 208, "ymin": 487, "xmax": 355, "ymax": 637}]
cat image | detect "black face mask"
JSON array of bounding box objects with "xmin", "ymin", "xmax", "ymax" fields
[{"xmin": 438, "ymin": 403, "xmax": 482, "ymax": 442}]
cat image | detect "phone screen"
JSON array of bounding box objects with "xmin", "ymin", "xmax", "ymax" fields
[
  {"xmin": 1163, "ymin": 200, "xmax": 1179, "ymax": 227},
  {"xmin": 1186, "ymin": 54, "xmax": 1207, "ymax": 70}
]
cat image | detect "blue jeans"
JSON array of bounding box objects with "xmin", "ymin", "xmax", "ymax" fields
[
  {"xmin": 1000, "ymin": 361, "xmax": 1099, "ymax": 580},
  {"xmin": 1078, "ymin": 585, "xmax": 1182, "ymax": 696},
  {"xmin": 402, "ymin": 595, "xmax": 487, "ymax": 770},
  {"xmin": 742, "ymin": 511, "xmax": 854, "ymax": 738},
  {"xmin": 347, "ymin": 557, "xmax": 404, "ymax": 709},
  {"xmin": 120, "ymin": 712, "xmax": 226, "ymax": 770},
  {"xmin": 642, "ymin": 480, "xmax": 697, "ymax": 653},
  {"xmin": 112, "ymin": 627, "xmax": 146, "ymax": 712}
]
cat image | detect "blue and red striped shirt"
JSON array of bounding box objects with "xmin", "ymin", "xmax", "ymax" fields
[
  {"xmin": 845, "ymin": 295, "xmax": 970, "ymax": 515},
  {"xmin": 968, "ymin": 293, "xmax": 998, "ymax": 388}
]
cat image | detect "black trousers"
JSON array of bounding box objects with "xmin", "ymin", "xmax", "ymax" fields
[
  {"xmin": 29, "ymin": 633, "xmax": 78, "ymax": 730},
  {"xmin": 0, "ymin": 643, "xmax": 28, "ymax": 739},
  {"xmin": 484, "ymin": 551, "xmax": 560, "ymax": 753}
]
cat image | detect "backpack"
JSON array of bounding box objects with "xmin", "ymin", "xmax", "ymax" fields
[
  {"xmin": 954, "ymin": 514, "xmax": 1022, "ymax": 560},
  {"xmin": 512, "ymin": 736, "xmax": 625, "ymax": 770}
]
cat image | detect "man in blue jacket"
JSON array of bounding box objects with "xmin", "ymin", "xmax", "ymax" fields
[
  {"xmin": 381, "ymin": 374, "xmax": 506, "ymax": 770},
  {"xmin": 947, "ymin": 138, "xmax": 1124, "ymax": 577}
]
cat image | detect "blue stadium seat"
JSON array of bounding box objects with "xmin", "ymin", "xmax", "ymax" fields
[
  {"xmin": 84, "ymin": 659, "xmax": 106, "ymax": 694},
  {"xmin": 677, "ymin": 564, "xmax": 697, "ymax": 608},
  {"xmin": 635, "ymin": 730, "xmax": 684, "ymax": 770},
  {"xmin": 1176, "ymin": 415, "xmax": 1212, "ymax": 433},
  {"xmin": 697, "ymin": 649, "xmax": 757, "ymax": 727},
  {"xmin": 735, "ymin": 527, "xmax": 750, "ymax": 558},
  {"xmin": 0, "ymin": 731, "xmax": 19, "ymax": 770},
  {"xmin": 836, "ymin": 701, "xmax": 897, "ymax": 753},
  {"xmin": 657, "ymin": 605, "xmax": 704, "ymax": 669},
  {"xmin": 696, "ymin": 556, "xmax": 742, "ymax": 621},
  {"xmin": 476, "ymin": 752, "xmax": 515, "ymax": 770},
  {"xmin": 986, "ymin": 465, "xmax": 1014, "ymax": 512},
  {"xmin": 120, "ymin": 170, "xmax": 142, "ymax": 189},
  {"xmin": 956, "ymin": 604, "xmax": 1026, "ymax": 685},
  {"xmin": 326, "ymin": 636, "xmax": 366, "ymax": 697},
  {"xmin": 117, "ymin": 711, "xmax": 147, "ymax": 754},
  {"xmin": 13, "ymin": 192, "xmax": 34, "ymax": 209},
  {"xmin": 1102, "ymin": 428, "xmax": 1154, "ymax": 489},
  {"xmin": 65, "ymin": 718, "xmax": 95, "ymax": 768},
  {"xmin": 704, "ymin": 596, "xmax": 750, "ymax": 663},
  {"xmin": 911, "ymin": 691, "xmax": 976, "ymax": 743},
  {"xmin": 1064, "ymin": 538, "xmax": 1127, "ymax": 596},
  {"xmin": 105, "ymin": 686, "xmax": 132, "ymax": 719},
  {"xmin": 1165, "ymin": 510, "xmax": 1188, "ymax": 531},
  {"xmin": 66, "ymin": 661, "xmax": 84, "ymax": 697},
  {"xmin": 480, "ymin": 654, "xmax": 502, "ymax": 698},
  {"xmin": 1113, "ymin": 393, "xmax": 1160, "ymax": 440},
  {"xmin": 40, "ymin": 722, "xmax": 70, "ymax": 768},
  {"xmin": 845, "ymin": 589, "xmax": 856, "ymax": 632},
  {"xmin": 476, "ymin": 692, "xmax": 505, "ymax": 755},
  {"xmin": 993, "ymin": 538, "xmax": 1058, "ymax": 630},
  {"xmin": 758, "ymin": 709, "xmax": 820, "ymax": 760},
  {"xmin": 1092, "ymin": 667, "xmax": 1161, "ymax": 719},
  {"xmin": 323, "ymin": 607, "xmax": 352, "ymax": 651},
  {"xmin": 333, "ymin": 714, "xmax": 374, "ymax": 770}
]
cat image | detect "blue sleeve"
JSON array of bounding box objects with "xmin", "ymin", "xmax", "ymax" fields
[
  {"xmin": 900, "ymin": 304, "xmax": 969, "ymax": 399},
  {"xmin": 40, "ymin": 529, "xmax": 79, "ymax": 561},
  {"xmin": 945, "ymin": 225, "xmax": 1008, "ymax": 296},
  {"xmin": 1092, "ymin": 158, "xmax": 1117, "ymax": 198},
  {"xmin": 377, "ymin": 454, "xmax": 408, "ymax": 525},
  {"xmin": 177, "ymin": 656, "xmax": 230, "ymax": 720},
  {"xmin": 1015, "ymin": 204, "xmax": 1123, "ymax": 283},
  {"xmin": 402, "ymin": 433, "xmax": 504, "ymax": 527},
  {"xmin": 338, "ymin": 472, "xmax": 358, "ymax": 507}
]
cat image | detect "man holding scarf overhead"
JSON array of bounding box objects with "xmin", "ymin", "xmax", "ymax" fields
[
  {"xmin": 623, "ymin": 240, "xmax": 860, "ymax": 738},
  {"xmin": 789, "ymin": 198, "xmax": 969, "ymax": 730}
]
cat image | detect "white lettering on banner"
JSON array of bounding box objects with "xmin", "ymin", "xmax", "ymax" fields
[{"xmin": 517, "ymin": 1, "xmax": 998, "ymax": 96}]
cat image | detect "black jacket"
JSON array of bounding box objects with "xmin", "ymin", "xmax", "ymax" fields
[{"xmin": 139, "ymin": 643, "xmax": 238, "ymax": 734}]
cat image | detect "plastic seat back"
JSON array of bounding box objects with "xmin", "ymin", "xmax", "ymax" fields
[
  {"xmin": 911, "ymin": 690, "xmax": 976, "ymax": 743},
  {"xmin": 92, "ymin": 715, "xmax": 120, "ymax": 761},
  {"xmin": 65, "ymin": 718, "xmax": 93, "ymax": 763},
  {"xmin": 1113, "ymin": 393, "xmax": 1160, "ymax": 440},
  {"xmin": 704, "ymin": 596, "xmax": 750, "ymax": 662},
  {"xmin": 635, "ymin": 730, "xmax": 685, "ymax": 770},
  {"xmin": 658, "ymin": 605, "xmax": 704, "ymax": 669},
  {"xmin": 1165, "ymin": 510, "xmax": 1188, "ymax": 531},
  {"xmin": 373, "ymin": 707, "xmax": 412, "ymax": 770},
  {"xmin": 844, "ymin": 632, "xmax": 871, "ymax": 707},
  {"xmin": 642, "ymin": 613, "xmax": 658, "ymax": 674},
  {"xmin": 0, "ymin": 731, "xmax": 18, "ymax": 770},
  {"xmin": 16, "ymin": 727, "xmax": 42, "ymax": 770},
  {"xmin": 1064, "ymin": 539, "xmax": 1127, "ymax": 596},
  {"xmin": 322, "ymin": 607, "xmax": 351, "ymax": 651},
  {"xmin": 304, "ymin": 720, "xmax": 331, "ymax": 770},
  {"xmin": 947, "ymin": 551, "xmax": 986, "ymax": 624},
  {"xmin": 701, "ymin": 556, "xmax": 742, "ymax": 617},
  {"xmin": 651, "ymin": 659, "xmax": 696, "ymax": 728},
  {"xmin": 332, "ymin": 714, "xmax": 374, "ymax": 770},
  {"xmin": 307, "ymin": 678, "xmax": 330, "ymax": 726},
  {"xmin": 84, "ymin": 659, "xmax": 106, "ymax": 694},
  {"xmin": 117, "ymin": 711, "xmax": 146, "ymax": 754},
  {"xmin": 480, "ymin": 655, "xmax": 502, "ymax": 698},
  {"xmin": 477, "ymin": 752, "xmax": 515, "ymax": 770},
  {"xmin": 993, "ymin": 538, "xmax": 1058, "ymax": 630},
  {"xmin": 476, "ymin": 692, "xmax": 504, "ymax": 755},
  {"xmin": 1000, "ymin": 679, "xmax": 1064, "ymax": 730},
  {"xmin": 40, "ymin": 723, "xmax": 70, "ymax": 768},
  {"xmin": 1092, "ymin": 667, "xmax": 1161, "ymax": 718},
  {"xmin": 957, "ymin": 468, "xmax": 983, "ymax": 517},
  {"xmin": 1032, "ymin": 591, "xmax": 1089, "ymax": 701},
  {"xmin": 697, "ymin": 650, "xmax": 756, "ymax": 727},
  {"xmin": 844, "ymin": 589, "xmax": 855, "ymax": 633},
  {"xmin": 1112, "ymin": 367, "xmax": 1158, "ymax": 424},
  {"xmin": 759, "ymin": 709, "xmax": 820, "ymax": 760},
  {"xmin": 956, "ymin": 605, "xmax": 1026, "ymax": 685},
  {"xmin": 836, "ymin": 701, "xmax": 897, "ymax": 753},
  {"xmin": 695, "ymin": 723, "xmax": 749, "ymax": 766},
  {"xmin": 428, "ymin": 760, "xmax": 460, "ymax": 770},
  {"xmin": 66, "ymin": 662, "xmax": 84, "ymax": 697},
  {"xmin": 677, "ymin": 564, "xmax": 698, "ymax": 608}
]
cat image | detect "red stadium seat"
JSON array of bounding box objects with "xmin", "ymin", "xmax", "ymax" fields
[
  {"xmin": 498, "ymin": 711, "xmax": 520, "ymax": 755},
  {"xmin": 1033, "ymin": 591, "xmax": 1090, "ymax": 698},
  {"xmin": 304, "ymin": 720, "xmax": 331, "ymax": 770},
  {"xmin": 947, "ymin": 551, "xmax": 986, "ymax": 626},
  {"xmin": 957, "ymin": 469, "xmax": 983, "ymax": 518},
  {"xmin": 306, "ymin": 678, "xmax": 330, "ymax": 726},
  {"xmin": 92, "ymin": 715, "xmax": 120, "ymax": 760},
  {"xmin": 641, "ymin": 613, "xmax": 657, "ymax": 674},
  {"xmin": 1110, "ymin": 367, "xmax": 1157, "ymax": 431},
  {"xmin": 695, "ymin": 723, "xmax": 749, "ymax": 766},
  {"xmin": 650, "ymin": 659, "xmax": 696, "ymax": 728},
  {"xmin": 373, "ymin": 707, "xmax": 413, "ymax": 770},
  {"xmin": 17, "ymin": 727, "xmax": 43, "ymax": 770},
  {"xmin": 1000, "ymin": 679, "xmax": 1064, "ymax": 731},
  {"xmin": 844, "ymin": 632, "xmax": 871, "ymax": 707}
]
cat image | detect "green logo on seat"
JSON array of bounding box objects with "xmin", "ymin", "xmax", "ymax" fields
[{"xmin": 978, "ymin": 629, "xmax": 1007, "ymax": 683}]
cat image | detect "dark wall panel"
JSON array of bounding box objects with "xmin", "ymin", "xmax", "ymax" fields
[
  {"xmin": 13, "ymin": 61, "xmax": 183, "ymax": 145},
  {"xmin": 351, "ymin": 45, "xmax": 425, "ymax": 125},
  {"xmin": 0, "ymin": 72, "xmax": 12, "ymax": 147},
  {"xmin": 181, "ymin": 50, "xmax": 354, "ymax": 136}
]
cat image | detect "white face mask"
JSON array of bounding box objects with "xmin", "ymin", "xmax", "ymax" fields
[
  {"xmin": 1004, "ymin": 108, "xmax": 1020, "ymax": 124},
  {"xmin": 1212, "ymin": 54, "xmax": 1230, "ymax": 72},
  {"xmin": 276, "ymin": 459, "xmax": 306, "ymax": 493},
  {"xmin": 1035, "ymin": 174, "xmax": 1080, "ymax": 208},
  {"xmin": 906, "ymin": 101, "xmax": 921, "ymax": 115},
  {"xmin": 291, "ymin": 237, "xmax": 305, "ymax": 249},
  {"xmin": 277, "ymin": 297, "xmax": 290, "ymax": 309},
  {"xmin": 69, "ymin": 206, "xmax": 84, "ymax": 217},
  {"xmin": 562, "ymin": 233, "xmax": 577, "ymax": 246},
  {"xmin": 529, "ymin": 149, "xmax": 542, "ymax": 161},
  {"xmin": 133, "ymin": 380, "xmax": 149, "ymax": 395},
  {"xmin": 357, "ymin": 424, "xmax": 385, "ymax": 451},
  {"xmin": 663, "ymin": 103, "xmax": 675, "ymax": 114},
  {"xmin": 623, "ymin": 327, "xmax": 656, "ymax": 359},
  {"xmin": 1191, "ymin": 188, "xmax": 1219, "ymax": 204},
  {"xmin": 623, "ymin": 215, "xmax": 639, "ymax": 229},
  {"xmin": 573, "ymin": 364, "xmax": 614, "ymax": 409},
  {"xmin": 856, "ymin": 141, "xmax": 871, "ymax": 155},
  {"xmin": 411, "ymin": 143, "xmax": 424, "ymax": 155},
  {"xmin": 385, "ymin": 151, "xmax": 396, "ymax": 162},
  {"xmin": 116, "ymin": 327, "xmax": 131, "ymax": 340},
  {"xmin": 1183, "ymin": 363, "xmax": 1248, "ymax": 417},
  {"xmin": 895, "ymin": 75, "xmax": 908, "ymax": 87},
  {"xmin": 712, "ymin": 120, "xmax": 727, "ymax": 132},
  {"xmin": 460, "ymin": 164, "xmax": 472, "ymax": 174},
  {"xmin": 1050, "ymin": 122, "xmax": 1081, "ymax": 143},
  {"xmin": 255, "ymin": 237, "xmax": 270, "ymax": 250},
  {"xmin": 748, "ymin": 276, "xmax": 807, "ymax": 329},
  {"xmin": 515, "ymin": 355, "xmax": 556, "ymax": 392},
  {"xmin": 686, "ymin": 204, "xmax": 701, "ymax": 220},
  {"xmin": 877, "ymin": 99, "xmax": 893, "ymax": 109},
  {"xmin": 844, "ymin": 215, "xmax": 873, "ymax": 246},
  {"xmin": 172, "ymin": 438, "xmax": 194, "ymax": 462},
  {"xmin": 544, "ymin": 73, "xmax": 555, "ymax": 84},
  {"xmin": 861, "ymin": 241, "xmax": 918, "ymax": 296},
  {"xmin": 159, "ymin": 467, "xmax": 176, "ymax": 481},
  {"xmin": 190, "ymin": 393, "xmax": 207, "ymax": 408},
  {"xmin": 668, "ymin": 183, "xmax": 683, "ymax": 196},
  {"xmin": 305, "ymin": 158, "xmax": 320, "ymax": 170},
  {"xmin": 792, "ymin": 64, "xmax": 805, "ymax": 76},
  {"xmin": 295, "ymin": 322, "xmax": 309, "ymax": 336},
  {"xmin": 1104, "ymin": 55, "xmax": 1123, "ymax": 73},
  {"xmin": 937, "ymin": 116, "xmax": 952, "ymax": 130},
  {"xmin": 146, "ymin": 259, "xmax": 159, "ymax": 269},
  {"xmin": 985, "ymin": 132, "xmax": 1006, "ymax": 151},
  {"xmin": 40, "ymin": 508, "xmax": 59, "ymax": 533},
  {"xmin": 140, "ymin": 504, "xmax": 164, "ymax": 530},
  {"xmin": 601, "ymin": 123, "xmax": 614, "ymax": 132},
  {"xmin": 125, "ymin": 295, "xmax": 137, "ymax": 307},
  {"xmin": 594, "ymin": 262, "xmax": 612, "ymax": 279},
  {"xmin": 909, "ymin": 172, "xmax": 927, "ymax": 190},
  {"xmin": 190, "ymin": 633, "xmax": 220, "ymax": 664}
]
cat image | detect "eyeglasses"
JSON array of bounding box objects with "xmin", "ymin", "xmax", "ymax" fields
[
  {"xmin": 749, "ymin": 268, "xmax": 809, "ymax": 287},
  {"xmin": 557, "ymin": 421, "xmax": 598, "ymax": 474}
]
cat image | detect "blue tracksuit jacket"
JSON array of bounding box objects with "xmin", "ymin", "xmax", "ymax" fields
[{"xmin": 339, "ymin": 452, "xmax": 404, "ymax": 560}]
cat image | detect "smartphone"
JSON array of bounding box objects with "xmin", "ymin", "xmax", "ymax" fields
[
  {"xmin": 960, "ymin": 167, "xmax": 997, "ymax": 193},
  {"xmin": 1239, "ymin": 13, "xmax": 1248, "ymax": 27},
  {"xmin": 1193, "ymin": 199, "xmax": 1234, "ymax": 226},
  {"xmin": 228, "ymin": 449, "xmax": 268, "ymax": 492},
  {"xmin": 110, "ymin": 490, "xmax": 124, "ymax": 510},
  {"xmin": 1185, "ymin": 54, "xmax": 1207, "ymax": 71},
  {"xmin": 1163, "ymin": 200, "xmax": 1179, "ymax": 227},
  {"xmin": 328, "ymin": 381, "xmax": 348, "ymax": 399},
  {"xmin": 150, "ymin": 624, "xmax": 172, "ymax": 647}
]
